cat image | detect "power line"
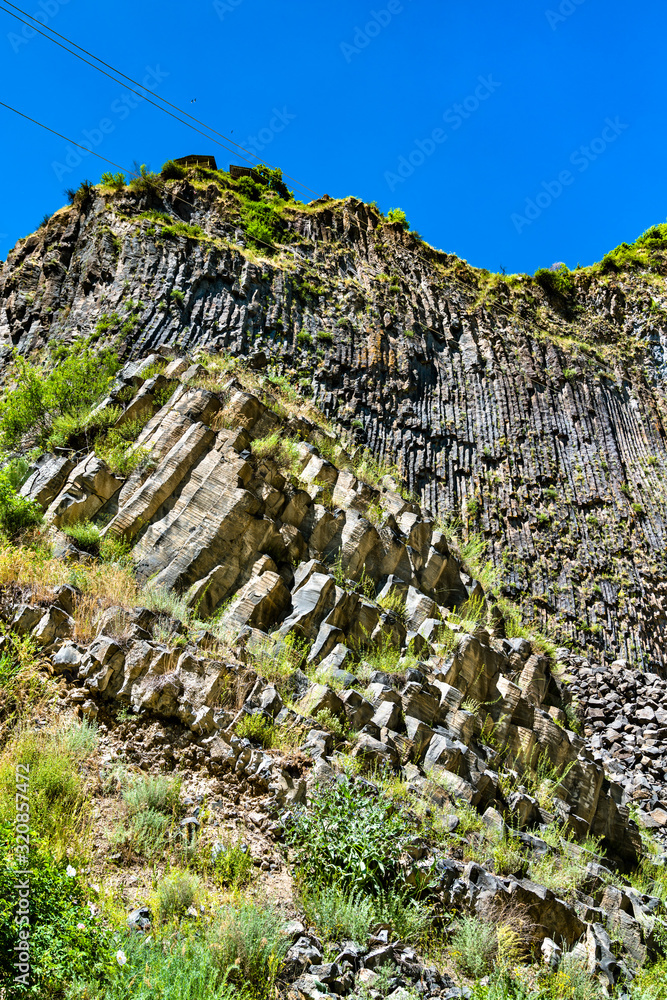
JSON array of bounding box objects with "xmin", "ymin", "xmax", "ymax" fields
[
  {"xmin": 0, "ymin": 1, "xmax": 319, "ymax": 199},
  {"xmin": 0, "ymin": 100, "xmax": 140, "ymax": 177},
  {"xmin": 0, "ymin": 3, "xmax": 259, "ymax": 173},
  {"xmin": 0, "ymin": 99, "xmax": 312, "ymax": 265}
]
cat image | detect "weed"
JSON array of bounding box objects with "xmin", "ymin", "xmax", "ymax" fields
[
  {"xmin": 301, "ymin": 884, "xmax": 373, "ymax": 944},
  {"xmin": 62, "ymin": 521, "xmax": 101, "ymax": 555},
  {"xmin": 0, "ymin": 342, "xmax": 120, "ymax": 450},
  {"xmin": 209, "ymin": 902, "xmax": 289, "ymax": 1000},
  {"xmin": 449, "ymin": 915, "xmax": 497, "ymax": 978},
  {"xmin": 211, "ymin": 837, "xmax": 255, "ymax": 890},
  {"xmin": 287, "ymin": 776, "xmax": 416, "ymax": 897},
  {"xmin": 155, "ymin": 869, "xmax": 202, "ymax": 923},
  {"xmin": 235, "ymin": 713, "xmax": 275, "ymax": 748}
]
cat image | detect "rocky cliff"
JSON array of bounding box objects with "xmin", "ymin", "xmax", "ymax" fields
[
  {"xmin": 3, "ymin": 166, "xmax": 667, "ymax": 996},
  {"xmin": 1, "ymin": 168, "xmax": 666, "ymax": 672}
]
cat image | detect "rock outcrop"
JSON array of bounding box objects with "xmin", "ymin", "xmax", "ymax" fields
[{"xmin": 1, "ymin": 178, "xmax": 667, "ymax": 670}]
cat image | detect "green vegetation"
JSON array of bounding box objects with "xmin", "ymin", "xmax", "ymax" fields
[
  {"xmin": 160, "ymin": 159, "xmax": 188, "ymax": 180},
  {"xmin": 170, "ymin": 288, "xmax": 185, "ymax": 304},
  {"xmin": 535, "ymin": 264, "xmax": 576, "ymax": 299},
  {"xmin": 387, "ymin": 208, "xmax": 409, "ymax": 230},
  {"xmin": 0, "ymin": 458, "xmax": 42, "ymax": 537},
  {"xmin": 288, "ymin": 775, "xmax": 415, "ymax": 897},
  {"xmin": 100, "ymin": 171, "xmax": 126, "ymax": 190},
  {"xmin": 117, "ymin": 772, "xmax": 181, "ymax": 857},
  {"xmin": 235, "ymin": 713, "xmax": 275, "ymax": 748},
  {"xmin": 0, "ymin": 343, "xmax": 120, "ymax": 451}
]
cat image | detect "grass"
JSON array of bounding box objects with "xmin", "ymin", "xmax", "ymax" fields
[
  {"xmin": 252, "ymin": 431, "xmax": 303, "ymax": 476},
  {"xmin": 154, "ymin": 869, "xmax": 202, "ymax": 923},
  {"xmin": 235, "ymin": 713, "xmax": 275, "ymax": 748},
  {"xmin": 0, "ymin": 720, "xmax": 98, "ymax": 856},
  {"xmin": 118, "ymin": 772, "xmax": 182, "ymax": 857}
]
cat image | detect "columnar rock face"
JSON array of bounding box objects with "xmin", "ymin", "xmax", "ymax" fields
[{"xmin": 1, "ymin": 180, "xmax": 666, "ymax": 670}]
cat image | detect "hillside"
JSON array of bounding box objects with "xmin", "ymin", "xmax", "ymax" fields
[{"xmin": 0, "ymin": 162, "xmax": 667, "ymax": 1000}]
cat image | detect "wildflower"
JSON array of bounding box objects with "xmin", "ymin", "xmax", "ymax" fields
[
  {"xmin": 77, "ymin": 923, "xmax": 86, "ymax": 931},
  {"xmin": 66, "ymin": 865, "xmax": 77, "ymax": 877},
  {"xmin": 116, "ymin": 950, "xmax": 127, "ymax": 966}
]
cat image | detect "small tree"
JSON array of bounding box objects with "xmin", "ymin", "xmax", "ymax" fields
[{"xmin": 387, "ymin": 208, "xmax": 409, "ymax": 230}]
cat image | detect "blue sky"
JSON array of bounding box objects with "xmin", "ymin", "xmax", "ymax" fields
[{"xmin": 0, "ymin": 0, "xmax": 665, "ymax": 274}]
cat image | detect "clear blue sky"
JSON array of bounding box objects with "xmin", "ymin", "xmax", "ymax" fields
[{"xmin": 0, "ymin": 0, "xmax": 665, "ymax": 274}]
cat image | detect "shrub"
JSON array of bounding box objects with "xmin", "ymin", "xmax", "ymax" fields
[
  {"xmin": 0, "ymin": 458, "xmax": 42, "ymax": 536},
  {"xmin": 211, "ymin": 838, "xmax": 255, "ymax": 890},
  {"xmin": 209, "ymin": 902, "xmax": 289, "ymax": 1000},
  {"xmin": 0, "ymin": 343, "xmax": 120, "ymax": 450},
  {"xmin": 100, "ymin": 171, "xmax": 126, "ymax": 189},
  {"xmin": 287, "ymin": 776, "xmax": 415, "ymax": 897},
  {"xmin": 170, "ymin": 288, "xmax": 185, "ymax": 304},
  {"xmin": 235, "ymin": 713, "xmax": 274, "ymax": 748},
  {"xmin": 0, "ymin": 833, "xmax": 112, "ymax": 997},
  {"xmin": 314, "ymin": 708, "xmax": 348, "ymax": 739},
  {"xmin": 535, "ymin": 265, "xmax": 575, "ymax": 299},
  {"xmin": 155, "ymin": 870, "xmax": 202, "ymax": 923},
  {"xmin": 535, "ymin": 953, "xmax": 606, "ymax": 1000},
  {"xmin": 235, "ymin": 175, "xmax": 264, "ymax": 201},
  {"xmin": 129, "ymin": 164, "xmax": 161, "ymax": 194},
  {"xmin": 387, "ymin": 208, "xmax": 409, "ymax": 230},
  {"xmin": 241, "ymin": 200, "xmax": 288, "ymax": 251},
  {"xmin": 161, "ymin": 159, "xmax": 188, "ymax": 180},
  {"xmin": 449, "ymin": 915, "xmax": 497, "ymax": 978},
  {"xmin": 254, "ymin": 164, "xmax": 291, "ymax": 200}
]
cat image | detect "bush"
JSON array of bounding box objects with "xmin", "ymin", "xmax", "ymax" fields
[
  {"xmin": 155, "ymin": 870, "xmax": 202, "ymax": 923},
  {"xmin": 235, "ymin": 713, "xmax": 274, "ymax": 748},
  {"xmin": 212, "ymin": 838, "xmax": 255, "ymax": 890},
  {"xmin": 387, "ymin": 208, "xmax": 409, "ymax": 230},
  {"xmin": 287, "ymin": 776, "xmax": 415, "ymax": 897},
  {"xmin": 235, "ymin": 175, "xmax": 264, "ymax": 201},
  {"xmin": 0, "ymin": 458, "xmax": 42, "ymax": 536},
  {"xmin": 210, "ymin": 902, "xmax": 289, "ymax": 1000},
  {"xmin": 0, "ymin": 343, "xmax": 120, "ymax": 450},
  {"xmin": 449, "ymin": 915, "xmax": 497, "ymax": 978},
  {"xmin": 170, "ymin": 288, "xmax": 185, "ymax": 304},
  {"xmin": 535, "ymin": 265, "xmax": 575, "ymax": 299},
  {"xmin": 241, "ymin": 201, "xmax": 288, "ymax": 251},
  {"xmin": 129, "ymin": 164, "xmax": 162, "ymax": 194},
  {"xmin": 0, "ymin": 834, "xmax": 113, "ymax": 997},
  {"xmin": 100, "ymin": 171, "xmax": 126, "ymax": 189},
  {"xmin": 161, "ymin": 159, "xmax": 188, "ymax": 180},
  {"xmin": 255, "ymin": 164, "xmax": 291, "ymax": 200}
]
